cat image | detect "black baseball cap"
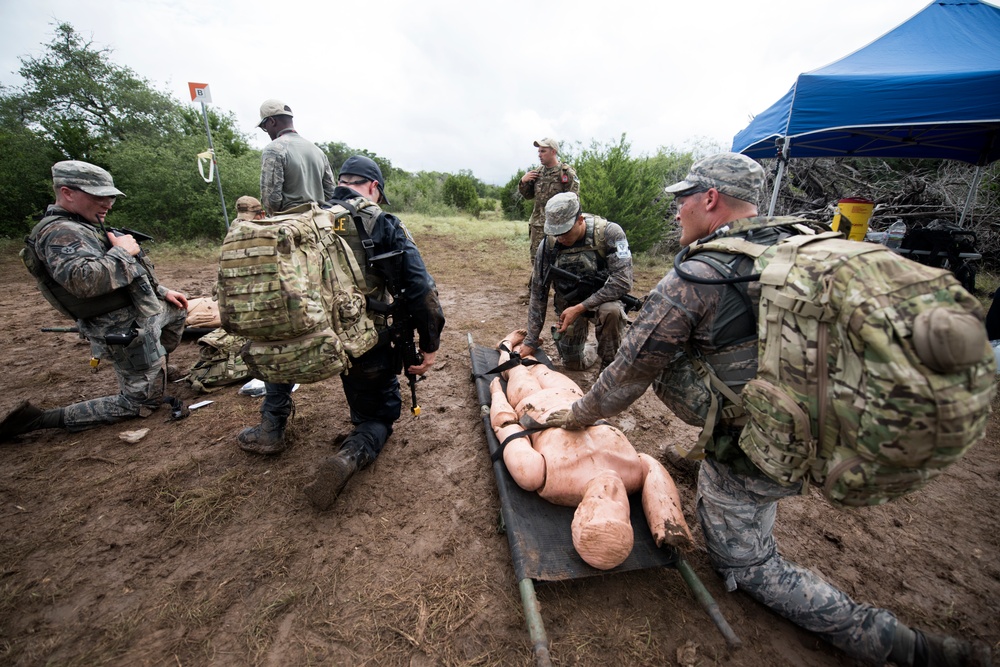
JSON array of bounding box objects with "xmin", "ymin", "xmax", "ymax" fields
[{"xmin": 339, "ymin": 155, "xmax": 391, "ymax": 206}]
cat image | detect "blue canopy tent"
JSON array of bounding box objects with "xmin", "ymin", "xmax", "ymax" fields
[{"xmin": 732, "ymin": 0, "xmax": 1000, "ymax": 219}]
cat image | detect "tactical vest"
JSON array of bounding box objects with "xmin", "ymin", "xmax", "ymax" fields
[
  {"xmin": 652, "ymin": 224, "xmax": 797, "ymax": 450},
  {"xmin": 330, "ymin": 196, "xmax": 388, "ymax": 305},
  {"xmin": 20, "ymin": 213, "xmax": 150, "ymax": 320},
  {"xmin": 545, "ymin": 215, "xmax": 608, "ymax": 308}
]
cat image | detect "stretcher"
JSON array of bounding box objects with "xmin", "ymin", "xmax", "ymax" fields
[{"xmin": 467, "ymin": 333, "xmax": 740, "ymax": 666}]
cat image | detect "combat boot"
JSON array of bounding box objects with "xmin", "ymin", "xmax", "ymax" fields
[
  {"xmin": 303, "ymin": 436, "xmax": 372, "ymax": 510},
  {"xmin": 0, "ymin": 402, "xmax": 62, "ymax": 442},
  {"xmin": 237, "ymin": 413, "xmax": 287, "ymax": 455},
  {"xmin": 913, "ymin": 629, "xmax": 992, "ymax": 667}
]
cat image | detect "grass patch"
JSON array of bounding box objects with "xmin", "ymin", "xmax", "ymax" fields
[
  {"xmin": 403, "ymin": 212, "xmax": 527, "ymax": 245},
  {"xmin": 140, "ymin": 461, "xmax": 258, "ymax": 536},
  {"xmin": 243, "ymin": 587, "xmax": 301, "ymax": 660}
]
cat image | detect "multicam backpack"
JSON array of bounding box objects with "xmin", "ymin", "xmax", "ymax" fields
[
  {"xmin": 216, "ymin": 202, "xmax": 379, "ymax": 384},
  {"xmin": 185, "ymin": 328, "xmax": 252, "ymax": 393},
  {"xmin": 680, "ymin": 217, "xmax": 995, "ymax": 507}
]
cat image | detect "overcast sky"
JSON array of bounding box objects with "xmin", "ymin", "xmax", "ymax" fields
[{"xmin": 2, "ymin": 0, "xmax": 932, "ymax": 184}]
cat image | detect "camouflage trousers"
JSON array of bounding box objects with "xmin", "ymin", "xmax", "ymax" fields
[
  {"xmin": 65, "ymin": 303, "xmax": 187, "ymax": 431},
  {"xmin": 696, "ymin": 457, "xmax": 897, "ymax": 664},
  {"xmin": 556, "ymin": 301, "xmax": 626, "ymax": 370},
  {"xmin": 528, "ymin": 223, "xmax": 545, "ymax": 263}
]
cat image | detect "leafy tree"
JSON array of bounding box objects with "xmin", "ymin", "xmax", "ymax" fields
[
  {"xmin": 5, "ymin": 23, "xmax": 181, "ymax": 159},
  {"xmin": 442, "ymin": 171, "xmax": 480, "ymax": 213},
  {"xmin": 103, "ymin": 135, "xmax": 261, "ymax": 240},
  {"xmin": 179, "ymin": 106, "xmax": 253, "ymax": 158},
  {"xmin": 0, "ymin": 104, "xmax": 62, "ymax": 237},
  {"xmin": 389, "ymin": 171, "xmax": 450, "ymax": 215},
  {"xmin": 499, "ymin": 170, "xmax": 533, "ymax": 220},
  {"xmin": 574, "ymin": 134, "xmax": 677, "ymax": 253},
  {"xmin": 319, "ymin": 141, "xmax": 399, "ymax": 181}
]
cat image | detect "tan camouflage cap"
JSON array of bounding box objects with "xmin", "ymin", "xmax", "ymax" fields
[
  {"xmin": 544, "ymin": 192, "xmax": 582, "ymax": 236},
  {"xmin": 235, "ymin": 195, "xmax": 264, "ymax": 220},
  {"xmin": 665, "ymin": 152, "xmax": 764, "ymax": 203},
  {"xmin": 533, "ymin": 137, "xmax": 559, "ymax": 153},
  {"xmin": 52, "ymin": 160, "xmax": 125, "ymax": 197},
  {"xmin": 257, "ymin": 99, "xmax": 293, "ymax": 128}
]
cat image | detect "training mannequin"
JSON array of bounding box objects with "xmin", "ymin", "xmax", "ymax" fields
[{"xmin": 489, "ymin": 330, "xmax": 693, "ymax": 570}]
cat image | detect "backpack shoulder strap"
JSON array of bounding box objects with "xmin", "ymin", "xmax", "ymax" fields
[{"xmin": 592, "ymin": 216, "xmax": 608, "ymax": 258}]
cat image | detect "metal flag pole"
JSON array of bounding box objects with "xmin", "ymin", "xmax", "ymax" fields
[{"xmin": 189, "ymin": 83, "xmax": 230, "ymax": 230}]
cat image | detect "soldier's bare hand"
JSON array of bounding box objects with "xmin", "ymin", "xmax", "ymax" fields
[
  {"xmin": 520, "ymin": 170, "xmax": 540, "ymax": 184},
  {"xmin": 107, "ymin": 231, "xmax": 141, "ymax": 257},
  {"xmin": 408, "ymin": 349, "xmax": 436, "ymax": 376},
  {"xmin": 165, "ymin": 290, "xmax": 188, "ymax": 310}
]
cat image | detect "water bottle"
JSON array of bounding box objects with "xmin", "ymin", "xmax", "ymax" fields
[{"xmin": 885, "ymin": 220, "xmax": 907, "ymax": 250}]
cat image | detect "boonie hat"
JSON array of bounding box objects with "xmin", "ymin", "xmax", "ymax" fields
[
  {"xmin": 339, "ymin": 155, "xmax": 391, "ymax": 206},
  {"xmin": 665, "ymin": 152, "xmax": 764, "ymax": 203},
  {"xmin": 235, "ymin": 195, "xmax": 264, "ymax": 221},
  {"xmin": 544, "ymin": 192, "xmax": 582, "ymax": 236},
  {"xmin": 533, "ymin": 137, "xmax": 559, "ymax": 152},
  {"xmin": 52, "ymin": 160, "xmax": 125, "ymax": 197},
  {"xmin": 257, "ymin": 99, "xmax": 293, "ymax": 128}
]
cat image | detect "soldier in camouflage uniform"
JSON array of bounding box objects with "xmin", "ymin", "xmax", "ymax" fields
[
  {"xmin": 237, "ymin": 101, "xmax": 339, "ymax": 456},
  {"xmin": 544, "ymin": 153, "xmax": 990, "ymax": 667},
  {"xmin": 257, "ymin": 99, "xmax": 336, "ymax": 215},
  {"xmin": 519, "ymin": 192, "xmax": 633, "ymax": 371},
  {"xmin": 518, "ymin": 138, "xmax": 579, "ymax": 263},
  {"xmin": 0, "ymin": 161, "xmax": 188, "ymax": 442}
]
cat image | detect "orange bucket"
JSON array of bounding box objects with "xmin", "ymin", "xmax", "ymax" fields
[{"xmin": 831, "ymin": 198, "xmax": 874, "ymax": 242}]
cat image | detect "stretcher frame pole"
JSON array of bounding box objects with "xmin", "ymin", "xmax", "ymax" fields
[
  {"xmin": 518, "ymin": 577, "xmax": 552, "ymax": 667},
  {"xmin": 676, "ymin": 556, "xmax": 742, "ymax": 649}
]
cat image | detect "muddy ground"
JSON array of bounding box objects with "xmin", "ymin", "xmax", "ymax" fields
[{"xmin": 0, "ymin": 229, "xmax": 998, "ymax": 667}]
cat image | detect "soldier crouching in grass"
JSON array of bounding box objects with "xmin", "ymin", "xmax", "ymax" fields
[{"xmin": 0, "ymin": 160, "xmax": 188, "ymax": 442}]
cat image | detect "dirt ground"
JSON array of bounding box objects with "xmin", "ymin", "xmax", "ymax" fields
[{"xmin": 1, "ymin": 230, "xmax": 998, "ymax": 667}]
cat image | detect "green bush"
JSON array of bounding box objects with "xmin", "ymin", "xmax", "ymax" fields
[
  {"xmin": 442, "ymin": 172, "xmax": 480, "ymax": 212},
  {"xmin": 575, "ymin": 134, "xmax": 687, "ymax": 253}
]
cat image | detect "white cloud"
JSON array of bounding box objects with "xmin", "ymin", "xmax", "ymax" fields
[{"xmin": 1, "ymin": 0, "xmax": 932, "ymax": 184}]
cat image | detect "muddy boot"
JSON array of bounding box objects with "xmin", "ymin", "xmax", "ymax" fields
[
  {"xmin": 303, "ymin": 435, "xmax": 374, "ymax": 511},
  {"xmin": 237, "ymin": 413, "xmax": 287, "ymax": 455},
  {"xmin": 0, "ymin": 402, "xmax": 63, "ymax": 442},
  {"xmin": 913, "ymin": 629, "xmax": 992, "ymax": 667}
]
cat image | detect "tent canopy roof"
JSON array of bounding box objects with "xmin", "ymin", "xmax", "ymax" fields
[{"xmin": 732, "ymin": 1, "xmax": 1000, "ymax": 165}]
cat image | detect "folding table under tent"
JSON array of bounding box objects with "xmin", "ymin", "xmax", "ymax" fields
[{"xmin": 467, "ymin": 333, "xmax": 739, "ymax": 667}]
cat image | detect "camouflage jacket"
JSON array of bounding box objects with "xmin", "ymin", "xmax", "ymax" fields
[
  {"xmin": 570, "ymin": 217, "xmax": 790, "ymax": 468},
  {"xmin": 517, "ymin": 162, "xmax": 580, "ymax": 228},
  {"xmin": 260, "ymin": 130, "xmax": 336, "ymax": 215},
  {"xmin": 523, "ymin": 215, "xmax": 633, "ymax": 350},
  {"xmin": 32, "ymin": 206, "xmax": 169, "ymax": 336}
]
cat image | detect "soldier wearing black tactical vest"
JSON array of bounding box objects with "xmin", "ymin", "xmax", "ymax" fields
[
  {"xmin": 0, "ymin": 161, "xmax": 188, "ymax": 441},
  {"xmin": 519, "ymin": 192, "xmax": 634, "ymax": 372},
  {"xmin": 238, "ymin": 155, "xmax": 445, "ymax": 512}
]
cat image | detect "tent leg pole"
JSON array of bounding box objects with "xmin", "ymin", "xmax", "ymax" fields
[
  {"xmin": 959, "ymin": 165, "xmax": 984, "ymax": 227},
  {"xmin": 677, "ymin": 557, "xmax": 742, "ymax": 649},
  {"xmin": 518, "ymin": 577, "xmax": 552, "ymax": 667}
]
